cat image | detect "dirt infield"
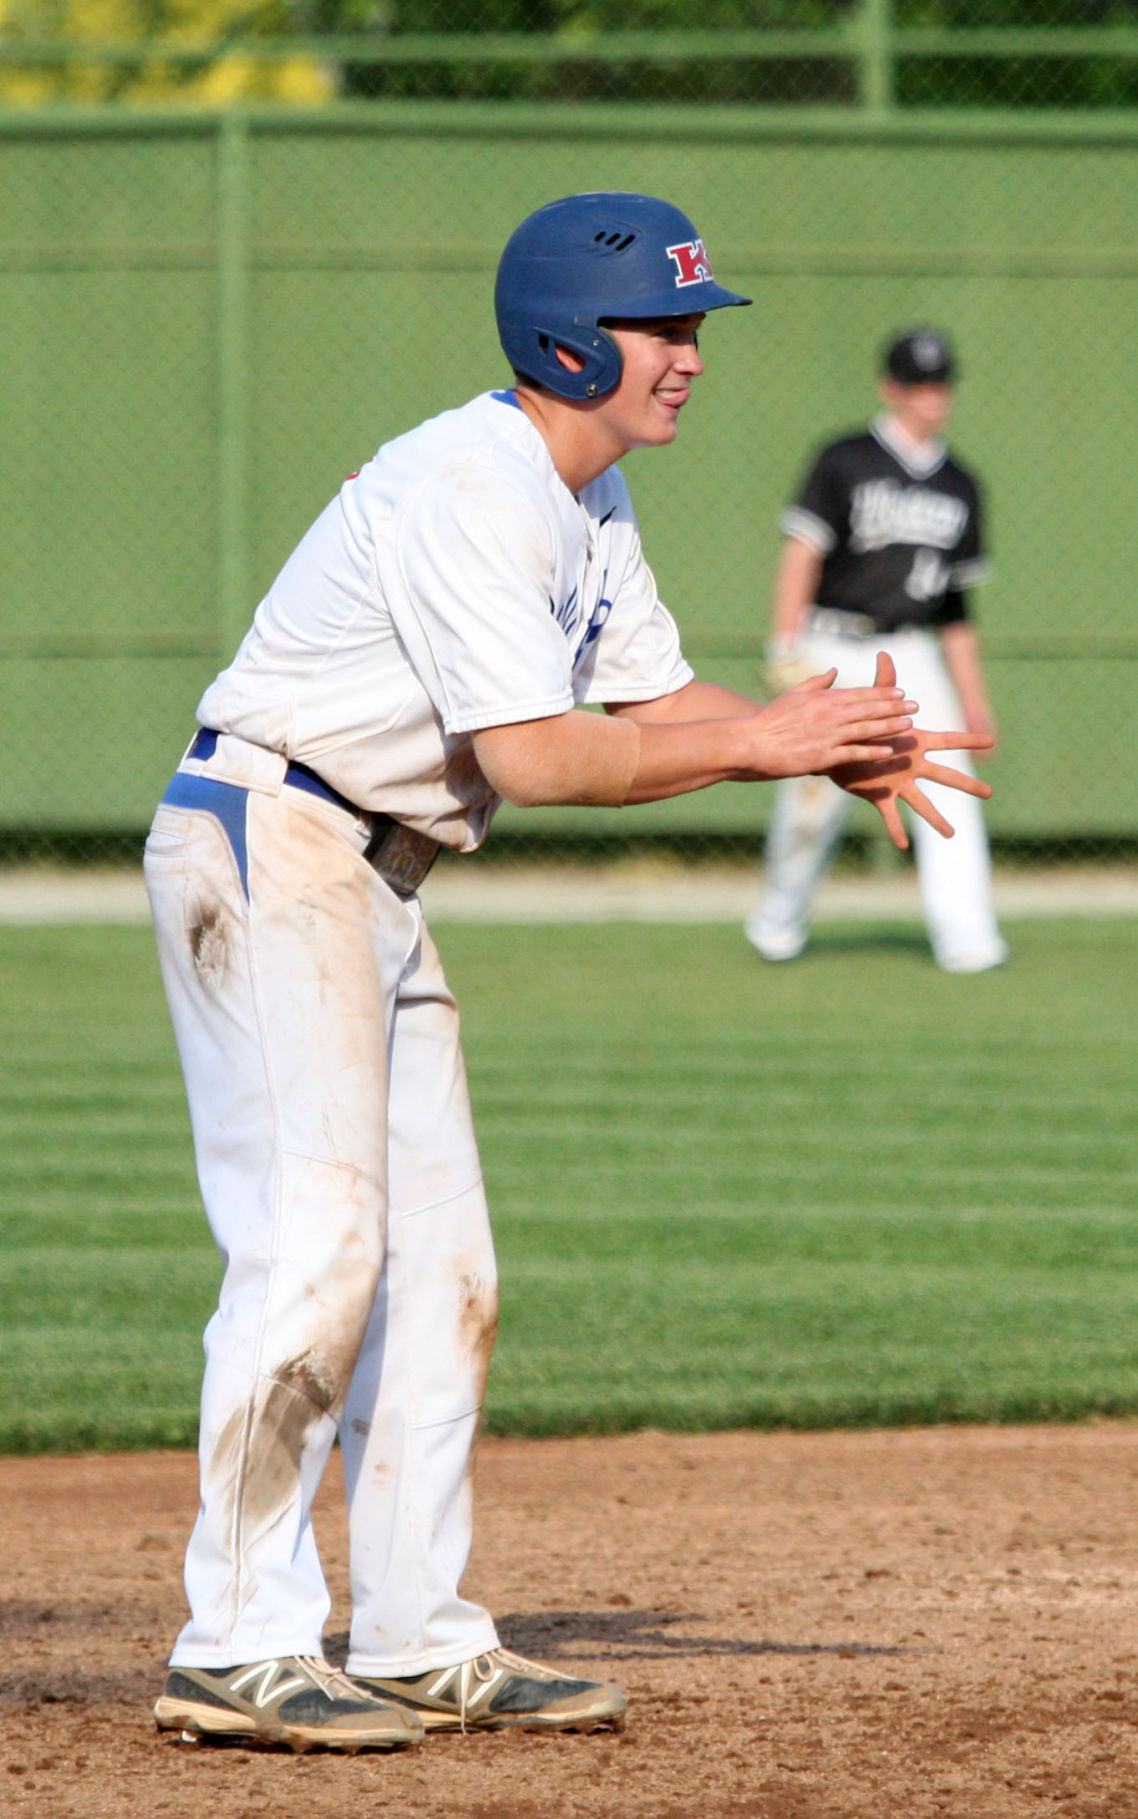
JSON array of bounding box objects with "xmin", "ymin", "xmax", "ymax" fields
[
  {"xmin": 3, "ymin": 1425, "xmax": 1136, "ymax": 1819},
  {"xmin": 3, "ymin": 860, "xmax": 1138, "ymax": 925}
]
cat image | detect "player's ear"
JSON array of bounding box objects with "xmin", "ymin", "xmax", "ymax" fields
[{"xmin": 553, "ymin": 343, "xmax": 587, "ymax": 375}]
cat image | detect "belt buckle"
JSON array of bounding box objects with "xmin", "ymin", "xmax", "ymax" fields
[
  {"xmin": 365, "ymin": 817, "xmax": 440, "ymax": 897},
  {"xmin": 812, "ymin": 607, "xmax": 875, "ymax": 640}
]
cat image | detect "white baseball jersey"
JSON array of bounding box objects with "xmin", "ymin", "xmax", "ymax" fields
[
  {"xmin": 148, "ymin": 385, "xmax": 696, "ymax": 1676},
  {"xmin": 198, "ymin": 389, "xmax": 694, "ymax": 851}
]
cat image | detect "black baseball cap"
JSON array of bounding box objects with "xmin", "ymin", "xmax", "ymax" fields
[{"xmin": 882, "ymin": 329, "xmax": 956, "ymax": 386}]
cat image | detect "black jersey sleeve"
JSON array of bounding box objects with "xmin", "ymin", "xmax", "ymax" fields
[
  {"xmin": 778, "ymin": 442, "xmax": 849, "ymax": 555},
  {"xmin": 930, "ymin": 587, "xmax": 970, "ymax": 628}
]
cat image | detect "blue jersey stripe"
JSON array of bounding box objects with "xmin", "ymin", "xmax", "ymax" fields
[{"xmin": 161, "ymin": 772, "xmax": 250, "ymax": 898}]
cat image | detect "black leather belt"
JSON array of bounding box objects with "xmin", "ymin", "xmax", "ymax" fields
[{"xmin": 186, "ymin": 727, "xmax": 440, "ymax": 896}]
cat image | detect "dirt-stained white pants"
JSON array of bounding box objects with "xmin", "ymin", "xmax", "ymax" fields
[
  {"xmin": 747, "ymin": 627, "xmax": 1008, "ymax": 973},
  {"xmin": 144, "ymin": 735, "xmax": 499, "ymax": 1675}
]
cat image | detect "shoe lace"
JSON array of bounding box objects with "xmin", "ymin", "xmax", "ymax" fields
[
  {"xmin": 294, "ymin": 1654, "xmax": 370, "ymax": 1705},
  {"xmin": 454, "ymin": 1651, "xmax": 503, "ymax": 1734}
]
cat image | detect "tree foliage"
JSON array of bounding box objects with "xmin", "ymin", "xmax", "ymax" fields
[
  {"xmin": 4, "ymin": 0, "xmax": 1138, "ymax": 108},
  {"xmin": 0, "ymin": 1, "xmax": 337, "ymax": 104}
]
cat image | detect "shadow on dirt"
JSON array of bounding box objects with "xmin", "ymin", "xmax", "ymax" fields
[
  {"xmin": 327, "ymin": 1609, "xmax": 906, "ymax": 1665},
  {"xmin": 497, "ymin": 1608, "xmax": 907, "ymax": 1661}
]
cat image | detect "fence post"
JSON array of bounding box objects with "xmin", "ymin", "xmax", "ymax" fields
[
  {"xmin": 217, "ymin": 111, "xmax": 251, "ymax": 667},
  {"xmin": 857, "ymin": 0, "xmax": 894, "ymax": 115}
]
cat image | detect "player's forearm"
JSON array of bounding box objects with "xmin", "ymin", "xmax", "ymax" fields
[
  {"xmin": 475, "ymin": 711, "xmax": 765, "ymax": 809},
  {"xmin": 625, "ymin": 716, "xmax": 773, "ymax": 802},
  {"xmin": 473, "ymin": 685, "xmax": 918, "ymax": 811},
  {"xmin": 473, "ymin": 690, "xmax": 767, "ymax": 812},
  {"xmin": 474, "ymin": 710, "xmax": 740, "ymax": 807},
  {"xmin": 772, "ymin": 538, "xmax": 823, "ymax": 641}
]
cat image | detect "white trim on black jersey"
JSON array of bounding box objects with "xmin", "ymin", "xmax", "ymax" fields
[
  {"xmin": 949, "ymin": 555, "xmax": 993, "ymax": 588},
  {"xmin": 871, "ymin": 413, "xmax": 947, "ymax": 481},
  {"xmin": 778, "ymin": 505, "xmax": 836, "ymax": 554}
]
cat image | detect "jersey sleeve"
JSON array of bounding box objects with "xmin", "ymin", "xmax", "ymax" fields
[
  {"xmin": 578, "ymin": 482, "xmax": 694, "ymax": 704},
  {"xmin": 778, "ymin": 442, "xmax": 847, "ymax": 554},
  {"xmin": 391, "ymin": 465, "xmax": 576, "ymax": 735},
  {"xmin": 930, "ymin": 587, "xmax": 970, "ymax": 627}
]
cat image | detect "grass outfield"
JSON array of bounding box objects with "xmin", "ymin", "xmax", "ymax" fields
[{"xmin": 0, "ymin": 915, "xmax": 1134, "ymax": 1451}]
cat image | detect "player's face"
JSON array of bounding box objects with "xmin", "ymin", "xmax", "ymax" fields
[
  {"xmin": 883, "ymin": 379, "xmax": 954, "ymax": 440},
  {"xmin": 600, "ymin": 314, "xmax": 706, "ymax": 450}
]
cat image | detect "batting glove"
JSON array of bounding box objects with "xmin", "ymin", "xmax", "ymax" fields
[{"xmin": 763, "ymin": 635, "xmax": 816, "ymax": 698}]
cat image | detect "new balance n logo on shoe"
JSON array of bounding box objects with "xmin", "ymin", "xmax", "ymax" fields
[
  {"xmin": 226, "ymin": 1662, "xmax": 310, "ymax": 1709},
  {"xmin": 153, "ymin": 1654, "xmax": 424, "ymax": 1753}
]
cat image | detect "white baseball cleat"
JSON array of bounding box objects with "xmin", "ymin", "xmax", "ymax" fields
[
  {"xmin": 744, "ymin": 917, "xmax": 808, "ymax": 962},
  {"xmin": 935, "ymin": 941, "xmax": 1010, "ymax": 973}
]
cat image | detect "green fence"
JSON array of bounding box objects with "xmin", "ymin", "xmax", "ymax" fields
[{"xmin": 2, "ymin": 100, "xmax": 1138, "ymax": 852}]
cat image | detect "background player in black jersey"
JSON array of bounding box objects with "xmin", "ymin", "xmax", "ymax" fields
[{"xmin": 745, "ymin": 329, "xmax": 1008, "ymax": 974}]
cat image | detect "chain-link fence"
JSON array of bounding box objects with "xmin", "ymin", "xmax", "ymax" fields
[{"xmin": 3, "ymin": 4, "xmax": 1138, "ymax": 871}]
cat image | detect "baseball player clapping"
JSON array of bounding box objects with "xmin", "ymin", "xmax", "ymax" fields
[{"xmin": 144, "ymin": 195, "xmax": 993, "ymax": 1755}]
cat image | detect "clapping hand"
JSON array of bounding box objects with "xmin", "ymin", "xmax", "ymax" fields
[{"xmin": 829, "ymin": 652, "xmax": 994, "ymax": 851}]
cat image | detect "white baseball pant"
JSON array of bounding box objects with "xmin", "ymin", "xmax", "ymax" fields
[
  {"xmin": 144, "ymin": 734, "xmax": 500, "ymax": 1675},
  {"xmin": 746, "ymin": 626, "xmax": 1007, "ymax": 973}
]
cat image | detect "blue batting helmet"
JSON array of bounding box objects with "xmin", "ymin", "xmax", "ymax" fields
[{"xmin": 495, "ymin": 192, "xmax": 751, "ymax": 402}]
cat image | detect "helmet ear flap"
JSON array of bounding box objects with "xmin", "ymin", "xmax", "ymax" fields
[
  {"xmin": 513, "ymin": 321, "xmax": 623, "ymax": 401},
  {"xmin": 584, "ymin": 324, "xmax": 622, "ymax": 399}
]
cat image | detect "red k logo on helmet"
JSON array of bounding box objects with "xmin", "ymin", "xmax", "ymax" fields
[{"xmin": 665, "ymin": 238, "xmax": 714, "ymax": 288}]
